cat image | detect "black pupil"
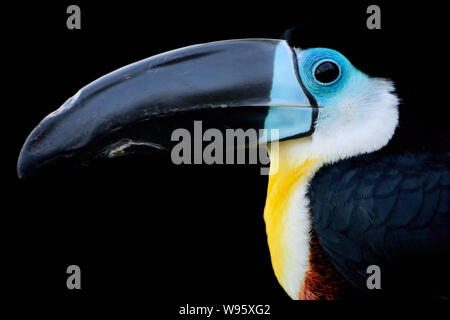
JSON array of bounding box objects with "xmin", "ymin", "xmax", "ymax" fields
[{"xmin": 314, "ymin": 61, "xmax": 340, "ymax": 83}]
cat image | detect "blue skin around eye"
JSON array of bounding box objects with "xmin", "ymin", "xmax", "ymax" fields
[
  {"xmin": 295, "ymin": 48, "xmax": 369, "ymax": 108},
  {"xmin": 264, "ymin": 45, "xmax": 370, "ymax": 142}
]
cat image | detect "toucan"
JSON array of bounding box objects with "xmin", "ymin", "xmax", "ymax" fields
[{"xmin": 17, "ymin": 39, "xmax": 449, "ymax": 299}]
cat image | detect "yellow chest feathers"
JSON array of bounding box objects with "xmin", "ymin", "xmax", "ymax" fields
[{"xmin": 263, "ymin": 139, "xmax": 322, "ymax": 299}]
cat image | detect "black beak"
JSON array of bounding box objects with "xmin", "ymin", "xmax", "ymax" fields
[{"xmin": 18, "ymin": 39, "xmax": 316, "ymax": 179}]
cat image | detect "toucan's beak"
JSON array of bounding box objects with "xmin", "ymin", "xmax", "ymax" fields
[{"xmin": 18, "ymin": 39, "xmax": 316, "ymax": 179}]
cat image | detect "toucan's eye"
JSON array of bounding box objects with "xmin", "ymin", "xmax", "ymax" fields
[{"xmin": 313, "ymin": 60, "xmax": 340, "ymax": 84}]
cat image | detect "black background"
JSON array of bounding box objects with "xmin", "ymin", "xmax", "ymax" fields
[{"xmin": 1, "ymin": 0, "xmax": 447, "ymax": 315}]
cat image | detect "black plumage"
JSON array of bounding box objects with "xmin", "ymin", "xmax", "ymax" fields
[{"xmin": 308, "ymin": 142, "xmax": 449, "ymax": 298}]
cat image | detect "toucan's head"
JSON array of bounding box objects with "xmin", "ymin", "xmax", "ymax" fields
[
  {"xmin": 293, "ymin": 47, "xmax": 398, "ymax": 163},
  {"xmin": 17, "ymin": 39, "xmax": 398, "ymax": 178}
]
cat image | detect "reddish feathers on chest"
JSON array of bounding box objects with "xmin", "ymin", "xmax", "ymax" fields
[{"xmin": 299, "ymin": 230, "xmax": 355, "ymax": 300}]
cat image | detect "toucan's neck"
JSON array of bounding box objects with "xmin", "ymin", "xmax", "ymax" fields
[{"xmin": 263, "ymin": 138, "xmax": 323, "ymax": 299}]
